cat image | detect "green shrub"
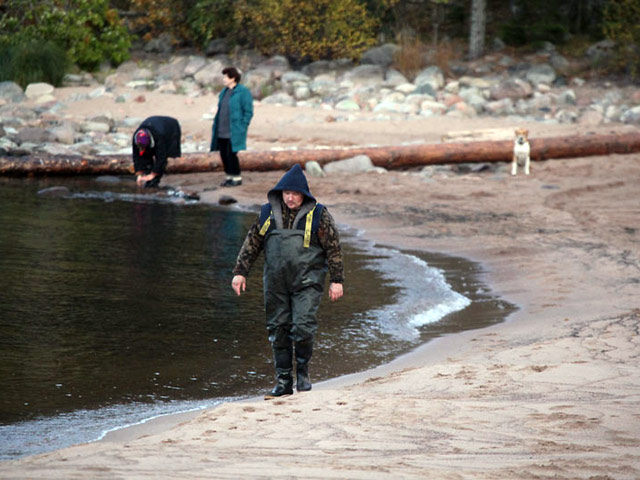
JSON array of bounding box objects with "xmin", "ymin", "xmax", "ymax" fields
[
  {"xmin": 0, "ymin": 40, "xmax": 69, "ymax": 88},
  {"xmin": 234, "ymin": 0, "xmax": 378, "ymax": 61},
  {"xmin": 0, "ymin": 0, "xmax": 131, "ymax": 72}
]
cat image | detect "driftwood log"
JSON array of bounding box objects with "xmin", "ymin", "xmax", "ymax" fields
[{"xmin": 1, "ymin": 131, "xmax": 640, "ymax": 176}]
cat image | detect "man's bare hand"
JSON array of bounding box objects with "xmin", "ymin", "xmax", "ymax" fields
[
  {"xmin": 232, "ymin": 275, "xmax": 247, "ymax": 296},
  {"xmin": 328, "ymin": 282, "xmax": 343, "ymax": 302}
]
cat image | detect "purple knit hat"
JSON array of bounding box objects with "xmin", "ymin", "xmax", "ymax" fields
[{"xmin": 135, "ymin": 129, "xmax": 151, "ymax": 149}]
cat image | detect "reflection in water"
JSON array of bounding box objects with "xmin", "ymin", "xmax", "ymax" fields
[{"xmin": 0, "ymin": 177, "xmax": 514, "ymax": 459}]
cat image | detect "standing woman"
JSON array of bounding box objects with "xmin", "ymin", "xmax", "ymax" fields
[{"xmin": 210, "ymin": 67, "xmax": 254, "ymax": 187}]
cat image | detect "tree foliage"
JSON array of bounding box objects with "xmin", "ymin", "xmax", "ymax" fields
[
  {"xmin": 602, "ymin": 0, "xmax": 640, "ymax": 75},
  {"xmin": 128, "ymin": 0, "xmax": 195, "ymax": 43},
  {"xmin": 186, "ymin": 0, "xmax": 236, "ymax": 47},
  {"xmin": 0, "ymin": 0, "xmax": 131, "ymax": 71},
  {"xmin": 234, "ymin": 0, "xmax": 378, "ymax": 61}
]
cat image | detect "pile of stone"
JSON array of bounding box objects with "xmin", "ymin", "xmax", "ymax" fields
[{"xmin": 1, "ymin": 39, "xmax": 640, "ymax": 158}]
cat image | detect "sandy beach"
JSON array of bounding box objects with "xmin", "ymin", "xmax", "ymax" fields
[{"xmin": 1, "ymin": 93, "xmax": 640, "ymax": 478}]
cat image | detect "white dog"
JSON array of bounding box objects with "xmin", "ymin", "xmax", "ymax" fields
[{"xmin": 511, "ymin": 128, "xmax": 531, "ymax": 176}]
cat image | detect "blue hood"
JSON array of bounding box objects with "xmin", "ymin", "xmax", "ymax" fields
[{"xmin": 268, "ymin": 164, "xmax": 315, "ymax": 202}]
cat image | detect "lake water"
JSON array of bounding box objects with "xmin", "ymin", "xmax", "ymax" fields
[{"xmin": 0, "ymin": 176, "xmax": 515, "ymax": 460}]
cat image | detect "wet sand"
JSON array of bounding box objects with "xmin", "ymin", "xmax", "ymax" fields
[{"xmin": 2, "ymin": 147, "xmax": 639, "ymax": 478}]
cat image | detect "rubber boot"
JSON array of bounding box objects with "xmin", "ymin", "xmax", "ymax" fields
[
  {"xmin": 295, "ymin": 339, "xmax": 313, "ymax": 392},
  {"xmin": 264, "ymin": 345, "xmax": 293, "ymax": 400}
]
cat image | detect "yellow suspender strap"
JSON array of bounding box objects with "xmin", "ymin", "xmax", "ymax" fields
[
  {"xmin": 259, "ymin": 207, "xmax": 315, "ymax": 246},
  {"xmin": 259, "ymin": 215, "xmax": 271, "ymax": 236},
  {"xmin": 303, "ymin": 206, "xmax": 316, "ymax": 248}
]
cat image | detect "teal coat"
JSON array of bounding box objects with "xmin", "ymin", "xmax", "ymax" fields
[{"xmin": 210, "ymin": 84, "xmax": 254, "ymax": 153}]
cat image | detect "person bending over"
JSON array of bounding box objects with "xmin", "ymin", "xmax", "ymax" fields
[{"xmin": 132, "ymin": 116, "xmax": 182, "ymax": 188}]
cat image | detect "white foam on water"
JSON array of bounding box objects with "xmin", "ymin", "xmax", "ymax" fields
[
  {"xmin": 0, "ymin": 398, "xmax": 229, "ymax": 461},
  {"xmin": 344, "ymin": 233, "xmax": 471, "ymax": 340}
]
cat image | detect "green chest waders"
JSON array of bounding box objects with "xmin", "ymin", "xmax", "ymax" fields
[
  {"xmin": 263, "ymin": 229, "xmax": 327, "ymax": 342},
  {"xmin": 262, "ymin": 229, "xmax": 327, "ymax": 397}
]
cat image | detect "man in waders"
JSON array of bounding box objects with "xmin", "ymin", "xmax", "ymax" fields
[{"xmin": 231, "ymin": 164, "xmax": 344, "ymax": 399}]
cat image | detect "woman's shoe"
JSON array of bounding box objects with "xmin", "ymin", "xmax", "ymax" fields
[{"xmin": 220, "ymin": 178, "xmax": 242, "ymax": 187}]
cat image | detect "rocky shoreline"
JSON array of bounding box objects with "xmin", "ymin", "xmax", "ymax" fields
[{"xmin": 1, "ymin": 41, "xmax": 640, "ymax": 161}]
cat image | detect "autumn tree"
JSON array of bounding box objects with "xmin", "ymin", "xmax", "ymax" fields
[{"xmin": 234, "ymin": 0, "xmax": 378, "ymax": 61}]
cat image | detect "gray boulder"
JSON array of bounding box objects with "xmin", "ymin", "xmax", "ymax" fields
[
  {"xmin": 302, "ymin": 59, "xmax": 353, "ymax": 77},
  {"xmin": 384, "ymin": 69, "xmax": 409, "ymax": 88},
  {"xmin": 231, "ymin": 49, "xmax": 268, "ymax": 73},
  {"xmin": 324, "ymin": 155, "xmax": 375, "ymax": 174},
  {"xmin": 184, "ymin": 56, "xmax": 208, "ymax": 77},
  {"xmin": 255, "ymin": 56, "xmax": 291, "ymax": 78},
  {"xmin": 302, "ymin": 60, "xmax": 333, "ymax": 77},
  {"xmin": 281, "ymin": 71, "xmax": 311, "ymax": 85},
  {"xmin": 550, "ymin": 53, "xmax": 571, "ymax": 75},
  {"xmin": 414, "ymin": 66, "xmax": 445, "ymax": 91},
  {"xmin": 115, "ymin": 60, "xmax": 140, "ymax": 75},
  {"xmin": 157, "ymin": 57, "xmax": 191, "ymax": 81},
  {"xmin": 205, "ymin": 38, "xmax": 230, "ymax": 56},
  {"xmin": 484, "ymin": 98, "xmax": 514, "ymax": 116},
  {"xmin": 243, "ymin": 69, "xmax": 276, "ymax": 99},
  {"xmin": 558, "ymin": 89, "xmax": 577, "ymax": 105},
  {"xmin": 413, "ymin": 83, "xmax": 437, "ymax": 96},
  {"xmin": 305, "ymin": 161, "xmax": 325, "ymax": 178},
  {"xmin": 15, "ymin": 127, "xmax": 56, "ymax": 145},
  {"xmin": 578, "ymin": 109, "xmax": 604, "ymax": 126},
  {"xmin": 194, "ymin": 59, "xmax": 229, "ymax": 89},
  {"xmin": 335, "ymin": 99, "xmax": 361, "ymax": 111},
  {"xmin": 104, "ymin": 73, "xmax": 130, "ymax": 90},
  {"xmin": 25, "ymin": 83, "xmax": 54, "ymax": 99},
  {"xmin": 525, "ymin": 64, "xmax": 557, "ymax": 86},
  {"xmin": 309, "ymin": 73, "xmax": 337, "ymax": 97},
  {"xmin": 621, "ymin": 106, "xmax": 640, "ymax": 124},
  {"xmin": 62, "ymin": 72, "xmax": 97, "ymax": 87},
  {"xmin": 0, "ymin": 82, "xmax": 25, "ymax": 103},
  {"xmin": 0, "ymin": 137, "xmax": 18, "ymax": 155},
  {"xmin": 489, "ymin": 78, "xmax": 533, "ymax": 100},
  {"xmin": 51, "ymin": 125, "xmax": 76, "ymax": 145},
  {"xmin": 585, "ymin": 39, "xmax": 616, "ymax": 64},
  {"xmin": 261, "ymin": 92, "xmax": 296, "ymax": 106},
  {"xmin": 360, "ymin": 43, "xmax": 399, "ymax": 68},
  {"xmin": 341, "ymin": 65, "xmax": 385, "ymax": 87}
]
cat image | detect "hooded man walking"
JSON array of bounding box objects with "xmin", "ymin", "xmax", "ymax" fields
[
  {"xmin": 210, "ymin": 67, "xmax": 254, "ymax": 187},
  {"xmin": 231, "ymin": 164, "xmax": 344, "ymax": 399},
  {"xmin": 132, "ymin": 116, "xmax": 182, "ymax": 188}
]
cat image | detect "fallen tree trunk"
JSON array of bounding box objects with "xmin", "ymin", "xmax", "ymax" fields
[{"xmin": 1, "ymin": 131, "xmax": 639, "ymax": 176}]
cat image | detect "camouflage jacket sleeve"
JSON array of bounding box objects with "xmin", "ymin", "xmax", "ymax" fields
[
  {"xmin": 318, "ymin": 208, "xmax": 344, "ymax": 284},
  {"xmin": 232, "ymin": 215, "xmax": 264, "ymax": 277}
]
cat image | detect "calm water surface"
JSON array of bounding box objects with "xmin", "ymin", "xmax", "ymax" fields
[{"xmin": 0, "ymin": 176, "xmax": 514, "ymax": 459}]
